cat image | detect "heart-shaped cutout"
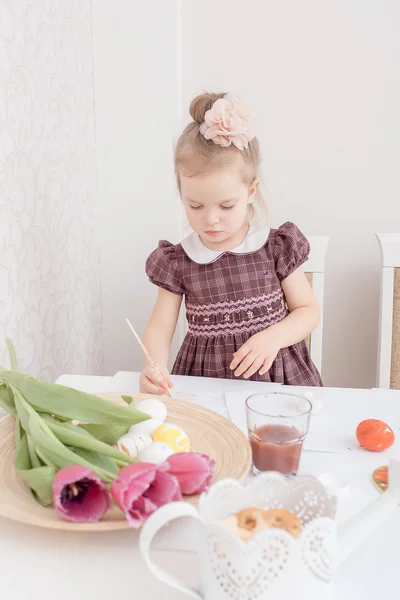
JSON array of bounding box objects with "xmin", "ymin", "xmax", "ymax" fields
[
  {"xmin": 205, "ymin": 526, "xmax": 291, "ymax": 599},
  {"xmin": 300, "ymin": 518, "xmax": 336, "ymax": 583}
]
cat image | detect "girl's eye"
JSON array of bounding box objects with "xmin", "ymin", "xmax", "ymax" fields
[
  {"xmin": 189, "ymin": 205, "xmax": 202, "ymax": 210},
  {"xmin": 221, "ymin": 205, "xmax": 234, "ymax": 210}
]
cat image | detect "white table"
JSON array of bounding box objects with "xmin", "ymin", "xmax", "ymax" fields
[{"xmin": 1, "ymin": 373, "xmax": 399, "ymax": 599}]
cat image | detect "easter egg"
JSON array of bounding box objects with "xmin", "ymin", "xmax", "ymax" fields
[
  {"xmin": 137, "ymin": 399, "xmax": 167, "ymax": 422},
  {"xmin": 115, "ymin": 433, "xmax": 152, "ymax": 458},
  {"xmin": 129, "ymin": 418, "xmax": 163, "ymax": 438},
  {"xmin": 356, "ymin": 419, "xmax": 395, "ymax": 452},
  {"xmin": 138, "ymin": 442, "xmax": 174, "ymax": 464},
  {"xmin": 152, "ymin": 423, "xmax": 191, "ymax": 453},
  {"xmin": 372, "ymin": 465, "xmax": 388, "ymax": 492},
  {"xmin": 299, "ymin": 391, "xmax": 322, "ymax": 415}
]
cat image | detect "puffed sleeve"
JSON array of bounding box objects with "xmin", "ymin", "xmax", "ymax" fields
[
  {"xmin": 273, "ymin": 222, "xmax": 310, "ymax": 281},
  {"xmin": 145, "ymin": 241, "xmax": 185, "ymax": 295}
]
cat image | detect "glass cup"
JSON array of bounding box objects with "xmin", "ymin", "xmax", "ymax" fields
[{"xmin": 245, "ymin": 392, "xmax": 312, "ymax": 476}]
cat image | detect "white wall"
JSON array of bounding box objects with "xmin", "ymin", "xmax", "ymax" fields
[
  {"xmin": 93, "ymin": 0, "xmax": 400, "ymax": 388},
  {"xmin": 92, "ymin": 1, "xmax": 182, "ymax": 375},
  {"xmin": 0, "ymin": 0, "xmax": 102, "ymax": 380},
  {"xmin": 180, "ymin": 0, "xmax": 400, "ymax": 388}
]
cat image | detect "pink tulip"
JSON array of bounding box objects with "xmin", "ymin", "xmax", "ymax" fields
[
  {"xmin": 53, "ymin": 465, "xmax": 111, "ymax": 523},
  {"xmin": 166, "ymin": 453, "xmax": 215, "ymax": 495},
  {"xmin": 111, "ymin": 462, "xmax": 181, "ymax": 527}
]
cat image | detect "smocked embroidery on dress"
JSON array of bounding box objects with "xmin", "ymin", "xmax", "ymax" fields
[{"xmin": 186, "ymin": 291, "xmax": 287, "ymax": 338}]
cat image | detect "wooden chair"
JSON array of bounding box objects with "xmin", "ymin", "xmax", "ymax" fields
[
  {"xmin": 376, "ymin": 233, "xmax": 400, "ymax": 389},
  {"xmin": 303, "ymin": 236, "xmax": 330, "ymax": 374}
]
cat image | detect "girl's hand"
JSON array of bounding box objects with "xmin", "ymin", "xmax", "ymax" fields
[
  {"xmin": 140, "ymin": 364, "xmax": 174, "ymax": 395},
  {"xmin": 230, "ymin": 330, "xmax": 281, "ymax": 379}
]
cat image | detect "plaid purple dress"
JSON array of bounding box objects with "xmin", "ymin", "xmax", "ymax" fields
[{"xmin": 146, "ymin": 222, "xmax": 322, "ymax": 386}]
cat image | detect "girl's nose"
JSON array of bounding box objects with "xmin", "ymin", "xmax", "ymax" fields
[{"xmin": 205, "ymin": 211, "xmax": 219, "ymax": 226}]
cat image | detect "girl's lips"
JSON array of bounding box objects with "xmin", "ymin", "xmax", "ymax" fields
[{"xmin": 205, "ymin": 230, "xmax": 222, "ymax": 235}]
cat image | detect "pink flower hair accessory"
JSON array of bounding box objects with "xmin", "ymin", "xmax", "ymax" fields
[{"xmin": 199, "ymin": 93, "xmax": 255, "ymax": 150}]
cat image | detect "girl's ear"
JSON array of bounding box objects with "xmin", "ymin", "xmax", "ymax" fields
[{"xmin": 248, "ymin": 179, "xmax": 260, "ymax": 203}]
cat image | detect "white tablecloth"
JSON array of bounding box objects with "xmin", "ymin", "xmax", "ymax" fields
[{"xmin": 1, "ymin": 372, "xmax": 399, "ymax": 599}]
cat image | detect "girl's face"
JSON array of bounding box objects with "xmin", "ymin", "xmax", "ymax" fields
[{"xmin": 180, "ymin": 160, "xmax": 259, "ymax": 250}]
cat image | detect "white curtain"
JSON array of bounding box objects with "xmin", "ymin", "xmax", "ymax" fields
[{"xmin": 0, "ymin": 1, "xmax": 103, "ymax": 382}]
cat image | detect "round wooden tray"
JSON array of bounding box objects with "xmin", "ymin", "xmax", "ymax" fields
[{"xmin": 0, "ymin": 393, "xmax": 251, "ymax": 531}]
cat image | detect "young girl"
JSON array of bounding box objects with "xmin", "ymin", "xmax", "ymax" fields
[{"xmin": 140, "ymin": 92, "xmax": 322, "ymax": 395}]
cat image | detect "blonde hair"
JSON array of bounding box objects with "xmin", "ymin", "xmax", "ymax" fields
[{"xmin": 174, "ymin": 91, "xmax": 267, "ymax": 224}]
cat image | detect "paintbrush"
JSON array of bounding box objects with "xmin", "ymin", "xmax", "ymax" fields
[{"xmin": 125, "ymin": 318, "xmax": 175, "ymax": 399}]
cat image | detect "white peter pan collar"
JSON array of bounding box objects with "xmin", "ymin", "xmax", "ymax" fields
[{"xmin": 181, "ymin": 224, "xmax": 271, "ymax": 265}]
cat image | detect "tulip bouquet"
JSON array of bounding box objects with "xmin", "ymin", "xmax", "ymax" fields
[{"xmin": 0, "ymin": 339, "xmax": 215, "ymax": 526}]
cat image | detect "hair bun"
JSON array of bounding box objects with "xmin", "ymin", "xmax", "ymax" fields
[{"xmin": 189, "ymin": 92, "xmax": 226, "ymax": 124}]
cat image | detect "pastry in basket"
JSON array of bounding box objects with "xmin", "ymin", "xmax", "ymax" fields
[{"xmin": 218, "ymin": 506, "xmax": 302, "ymax": 541}]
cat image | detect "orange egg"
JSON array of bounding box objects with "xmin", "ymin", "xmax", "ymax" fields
[{"xmin": 356, "ymin": 419, "xmax": 395, "ymax": 452}]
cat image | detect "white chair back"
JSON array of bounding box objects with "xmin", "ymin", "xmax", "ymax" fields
[{"xmin": 304, "ymin": 236, "xmax": 330, "ymax": 374}]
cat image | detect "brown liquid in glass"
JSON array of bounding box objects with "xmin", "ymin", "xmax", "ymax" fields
[{"xmin": 249, "ymin": 424, "xmax": 304, "ymax": 474}]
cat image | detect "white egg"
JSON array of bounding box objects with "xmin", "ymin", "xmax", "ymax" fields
[
  {"xmin": 115, "ymin": 433, "xmax": 152, "ymax": 458},
  {"xmin": 137, "ymin": 399, "xmax": 167, "ymax": 422},
  {"xmin": 115, "ymin": 435, "xmax": 137, "ymax": 457},
  {"xmin": 298, "ymin": 391, "xmax": 322, "ymax": 415},
  {"xmin": 129, "ymin": 418, "xmax": 163, "ymax": 438},
  {"xmin": 138, "ymin": 442, "xmax": 174, "ymax": 464},
  {"xmin": 131, "ymin": 432, "xmax": 153, "ymax": 452}
]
